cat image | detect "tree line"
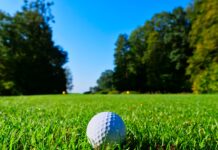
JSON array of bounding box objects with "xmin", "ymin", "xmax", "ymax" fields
[
  {"xmin": 0, "ymin": 0, "xmax": 72, "ymax": 95},
  {"xmin": 92, "ymin": 0, "xmax": 218, "ymax": 94}
]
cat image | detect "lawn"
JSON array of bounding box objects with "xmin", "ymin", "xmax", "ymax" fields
[{"xmin": 0, "ymin": 94, "xmax": 217, "ymax": 149}]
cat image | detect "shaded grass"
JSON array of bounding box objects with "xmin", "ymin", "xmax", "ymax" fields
[{"xmin": 0, "ymin": 94, "xmax": 217, "ymax": 149}]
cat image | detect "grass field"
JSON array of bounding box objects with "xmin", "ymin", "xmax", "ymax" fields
[{"xmin": 0, "ymin": 94, "xmax": 217, "ymax": 149}]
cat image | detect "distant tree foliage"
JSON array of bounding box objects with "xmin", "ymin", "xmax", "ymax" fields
[
  {"xmin": 113, "ymin": 34, "xmax": 132, "ymax": 91},
  {"xmin": 0, "ymin": 0, "xmax": 71, "ymax": 95},
  {"xmin": 95, "ymin": 0, "xmax": 217, "ymax": 94},
  {"xmin": 186, "ymin": 0, "xmax": 218, "ymax": 93},
  {"xmin": 112, "ymin": 7, "xmax": 193, "ymax": 93},
  {"xmin": 88, "ymin": 70, "xmax": 114, "ymax": 94},
  {"xmin": 97, "ymin": 70, "xmax": 114, "ymax": 91}
]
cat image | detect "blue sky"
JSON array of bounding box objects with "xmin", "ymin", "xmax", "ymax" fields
[{"xmin": 0, "ymin": 0, "xmax": 191, "ymax": 93}]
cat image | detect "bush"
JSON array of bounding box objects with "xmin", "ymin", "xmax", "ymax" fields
[
  {"xmin": 108, "ymin": 90, "xmax": 119, "ymax": 94},
  {"xmin": 95, "ymin": 90, "xmax": 110, "ymax": 94}
]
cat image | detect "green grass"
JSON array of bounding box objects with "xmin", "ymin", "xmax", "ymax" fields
[{"xmin": 0, "ymin": 94, "xmax": 217, "ymax": 149}]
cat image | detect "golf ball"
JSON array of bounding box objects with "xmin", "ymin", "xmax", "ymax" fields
[{"xmin": 86, "ymin": 112, "xmax": 126, "ymax": 148}]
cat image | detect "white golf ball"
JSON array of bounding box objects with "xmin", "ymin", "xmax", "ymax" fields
[{"xmin": 86, "ymin": 112, "xmax": 126, "ymax": 148}]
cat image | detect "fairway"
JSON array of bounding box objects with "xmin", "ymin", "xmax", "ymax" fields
[{"xmin": 0, "ymin": 94, "xmax": 217, "ymax": 149}]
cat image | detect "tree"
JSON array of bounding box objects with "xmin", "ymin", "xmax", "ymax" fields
[
  {"xmin": 187, "ymin": 0, "xmax": 218, "ymax": 93},
  {"xmin": 113, "ymin": 34, "xmax": 131, "ymax": 91},
  {"xmin": 65, "ymin": 68, "xmax": 73, "ymax": 92},
  {"xmin": 0, "ymin": 0, "xmax": 70, "ymax": 95},
  {"xmin": 112, "ymin": 7, "xmax": 192, "ymax": 93},
  {"xmin": 88, "ymin": 70, "xmax": 114, "ymax": 94},
  {"xmin": 144, "ymin": 29, "xmax": 163, "ymax": 92},
  {"xmin": 127, "ymin": 26, "xmax": 149, "ymax": 92},
  {"xmin": 152, "ymin": 7, "xmax": 192, "ymax": 92},
  {"xmin": 96, "ymin": 70, "xmax": 114, "ymax": 91},
  {"xmin": 0, "ymin": 11, "xmax": 17, "ymax": 95},
  {"xmin": 166, "ymin": 7, "xmax": 192, "ymax": 92}
]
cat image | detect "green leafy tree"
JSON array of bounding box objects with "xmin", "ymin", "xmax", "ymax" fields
[
  {"xmin": 0, "ymin": 0, "xmax": 70, "ymax": 95},
  {"xmin": 113, "ymin": 7, "xmax": 192, "ymax": 93},
  {"xmin": 127, "ymin": 26, "xmax": 149, "ymax": 92},
  {"xmin": 113, "ymin": 34, "xmax": 131, "ymax": 91},
  {"xmin": 144, "ymin": 30, "xmax": 163, "ymax": 92},
  {"xmin": 0, "ymin": 11, "xmax": 17, "ymax": 95},
  {"xmin": 153, "ymin": 7, "xmax": 192, "ymax": 92},
  {"xmin": 96, "ymin": 70, "xmax": 114, "ymax": 91},
  {"xmin": 187, "ymin": 0, "xmax": 218, "ymax": 93}
]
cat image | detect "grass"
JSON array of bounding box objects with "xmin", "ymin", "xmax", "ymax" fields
[{"xmin": 0, "ymin": 94, "xmax": 217, "ymax": 149}]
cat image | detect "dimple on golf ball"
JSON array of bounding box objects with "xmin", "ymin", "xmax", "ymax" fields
[{"xmin": 86, "ymin": 112, "xmax": 126, "ymax": 148}]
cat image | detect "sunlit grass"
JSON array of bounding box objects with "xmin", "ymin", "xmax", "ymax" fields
[{"xmin": 0, "ymin": 94, "xmax": 217, "ymax": 149}]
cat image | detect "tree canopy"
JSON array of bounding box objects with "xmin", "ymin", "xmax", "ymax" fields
[
  {"xmin": 97, "ymin": 70, "xmax": 114, "ymax": 91},
  {"xmin": 187, "ymin": 0, "xmax": 218, "ymax": 93},
  {"xmin": 0, "ymin": 0, "xmax": 71, "ymax": 95},
  {"xmin": 94, "ymin": 0, "xmax": 217, "ymax": 94},
  {"xmin": 112, "ymin": 7, "xmax": 192, "ymax": 93}
]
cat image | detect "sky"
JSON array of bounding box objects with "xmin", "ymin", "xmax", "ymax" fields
[{"xmin": 0, "ymin": 0, "xmax": 191, "ymax": 93}]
